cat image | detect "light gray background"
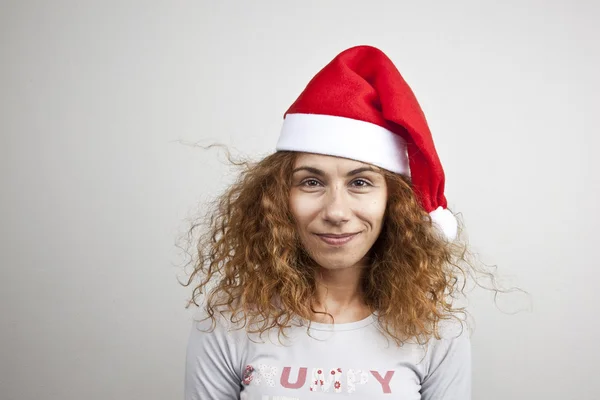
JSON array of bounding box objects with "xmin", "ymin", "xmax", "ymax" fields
[{"xmin": 1, "ymin": 1, "xmax": 598, "ymax": 399}]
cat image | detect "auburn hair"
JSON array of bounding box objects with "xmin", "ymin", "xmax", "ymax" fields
[{"xmin": 182, "ymin": 150, "xmax": 499, "ymax": 345}]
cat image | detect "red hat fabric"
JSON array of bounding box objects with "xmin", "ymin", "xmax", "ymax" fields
[{"xmin": 276, "ymin": 45, "xmax": 457, "ymax": 240}]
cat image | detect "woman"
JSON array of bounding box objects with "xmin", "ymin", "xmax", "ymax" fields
[{"xmin": 184, "ymin": 45, "xmax": 476, "ymax": 399}]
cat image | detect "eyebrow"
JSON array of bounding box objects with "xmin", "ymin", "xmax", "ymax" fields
[{"xmin": 291, "ymin": 166, "xmax": 380, "ymax": 177}]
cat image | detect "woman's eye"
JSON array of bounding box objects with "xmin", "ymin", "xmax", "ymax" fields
[
  {"xmin": 302, "ymin": 179, "xmax": 321, "ymax": 187},
  {"xmin": 351, "ymin": 179, "xmax": 371, "ymax": 187}
]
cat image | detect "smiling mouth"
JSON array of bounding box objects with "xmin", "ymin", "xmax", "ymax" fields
[{"xmin": 315, "ymin": 232, "xmax": 359, "ymax": 246}]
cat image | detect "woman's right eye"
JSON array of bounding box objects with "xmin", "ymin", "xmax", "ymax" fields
[{"xmin": 301, "ymin": 179, "xmax": 321, "ymax": 187}]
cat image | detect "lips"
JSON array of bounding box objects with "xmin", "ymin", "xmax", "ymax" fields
[{"xmin": 315, "ymin": 232, "xmax": 359, "ymax": 246}]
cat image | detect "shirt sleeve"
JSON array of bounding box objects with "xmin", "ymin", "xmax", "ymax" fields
[
  {"xmin": 420, "ymin": 321, "xmax": 472, "ymax": 400},
  {"xmin": 184, "ymin": 310, "xmax": 243, "ymax": 400}
]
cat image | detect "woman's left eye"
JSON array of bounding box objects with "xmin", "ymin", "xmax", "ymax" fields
[{"xmin": 351, "ymin": 179, "xmax": 371, "ymax": 187}]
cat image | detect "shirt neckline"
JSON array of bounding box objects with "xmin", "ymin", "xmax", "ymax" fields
[{"xmin": 300, "ymin": 313, "xmax": 377, "ymax": 331}]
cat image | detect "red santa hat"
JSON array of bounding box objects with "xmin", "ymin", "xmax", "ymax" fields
[{"xmin": 276, "ymin": 45, "xmax": 457, "ymax": 240}]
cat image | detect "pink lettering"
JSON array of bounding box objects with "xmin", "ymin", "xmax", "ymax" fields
[
  {"xmin": 244, "ymin": 364, "xmax": 397, "ymax": 394},
  {"xmin": 280, "ymin": 367, "xmax": 307, "ymax": 389},
  {"xmin": 370, "ymin": 370, "xmax": 395, "ymax": 394}
]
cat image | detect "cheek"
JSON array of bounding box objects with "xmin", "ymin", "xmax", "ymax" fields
[
  {"xmin": 289, "ymin": 193, "xmax": 317, "ymax": 226},
  {"xmin": 377, "ymin": 190, "xmax": 388, "ymax": 217},
  {"xmin": 367, "ymin": 197, "xmax": 387, "ymax": 221},
  {"xmin": 377, "ymin": 200, "xmax": 387, "ymax": 221}
]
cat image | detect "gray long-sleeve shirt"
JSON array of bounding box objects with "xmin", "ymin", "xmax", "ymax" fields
[{"xmin": 185, "ymin": 310, "xmax": 471, "ymax": 399}]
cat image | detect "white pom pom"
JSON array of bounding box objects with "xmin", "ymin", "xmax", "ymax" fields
[{"xmin": 429, "ymin": 206, "xmax": 458, "ymax": 241}]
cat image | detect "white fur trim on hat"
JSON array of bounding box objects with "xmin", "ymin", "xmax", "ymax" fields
[
  {"xmin": 429, "ymin": 206, "xmax": 458, "ymax": 241},
  {"xmin": 276, "ymin": 113, "xmax": 410, "ymax": 175}
]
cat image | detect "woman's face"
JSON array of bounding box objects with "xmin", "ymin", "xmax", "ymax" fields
[{"xmin": 289, "ymin": 153, "xmax": 388, "ymax": 270}]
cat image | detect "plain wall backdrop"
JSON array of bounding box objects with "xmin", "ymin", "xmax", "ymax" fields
[{"xmin": 1, "ymin": 0, "xmax": 599, "ymax": 399}]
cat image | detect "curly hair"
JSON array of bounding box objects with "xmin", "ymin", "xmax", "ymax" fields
[{"xmin": 181, "ymin": 150, "xmax": 502, "ymax": 345}]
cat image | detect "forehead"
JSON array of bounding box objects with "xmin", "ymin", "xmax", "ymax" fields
[{"xmin": 293, "ymin": 153, "xmax": 378, "ymax": 171}]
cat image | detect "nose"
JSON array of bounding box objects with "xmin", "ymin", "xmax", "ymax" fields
[{"xmin": 322, "ymin": 185, "xmax": 351, "ymax": 225}]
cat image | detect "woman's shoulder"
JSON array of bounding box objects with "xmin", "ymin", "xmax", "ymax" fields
[
  {"xmin": 435, "ymin": 314, "xmax": 471, "ymax": 341},
  {"xmin": 421, "ymin": 315, "xmax": 472, "ymax": 367},
  {"xmin": 417, "ymin": 315, "xmax": 472, "ymax": 397},
  {"xmin": 190, "ymin": 304, "xmax": 247, "ymax": 336}
]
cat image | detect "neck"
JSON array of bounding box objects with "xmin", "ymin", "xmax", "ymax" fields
[{"xmin": 311, "ymin": 258, "xmax": 372, "ymax": 324}]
